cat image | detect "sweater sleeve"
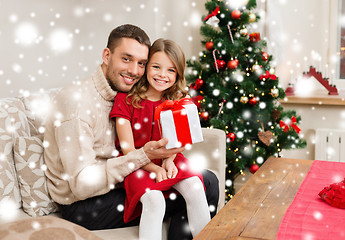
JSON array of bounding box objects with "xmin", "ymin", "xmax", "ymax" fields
[{"xmin": 55, "ymin": 117, "xmax": 150, "ymax": 200}]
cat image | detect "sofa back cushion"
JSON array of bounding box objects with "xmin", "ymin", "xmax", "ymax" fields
[
  {"xmin": 183, "ymin": 128, "xmax": 226, "ymax": 209},
  {"xmin": 21, "ymin": 88, "xmax": 61, "ymax": 136},
  {"xmin": 0, "ymin": 98, "xmax": 30, "ymax": 211},
  {"xmin": 13, "ymin": 135, "xmax": 57, "ymax": 217}
]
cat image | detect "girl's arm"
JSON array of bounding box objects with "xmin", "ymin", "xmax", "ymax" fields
[
  {"xmin": 162, "ymin": 155, "xmax": 178, "ymax": 179},
  {"xmin": 116, "ymin": 117, "xmax": 167, "ymax": 182},
  {"xmin": 116, "ymin": 117, "xmax": 136, "ymax": 155}
]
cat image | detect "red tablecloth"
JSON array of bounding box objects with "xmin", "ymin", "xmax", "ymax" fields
[{"xmin": 276, "ymin": 160, "xmax": 345, "ymax": 240}]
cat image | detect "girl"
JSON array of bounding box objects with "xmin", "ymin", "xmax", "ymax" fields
[{"xmin": 110, "ymin": 38, "xmax": 211, "ymax": 240}]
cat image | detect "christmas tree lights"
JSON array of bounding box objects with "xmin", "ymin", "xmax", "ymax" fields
[{"xmin": 186, "ymin": 0, "xmax": 306, "ymax": 200}]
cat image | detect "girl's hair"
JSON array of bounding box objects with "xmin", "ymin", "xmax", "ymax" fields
[{"xmin": 127, "ymin": 38, "xmax": 188, "ymax": 108}]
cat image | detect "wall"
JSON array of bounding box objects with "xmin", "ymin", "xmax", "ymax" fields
[
  {"xmin": 0, "ymin": 0, "xmax": 204, "ymax": 97},
  {"xmin": 0, "ymin": 0, "xmax": 339, "ymax": 97}
]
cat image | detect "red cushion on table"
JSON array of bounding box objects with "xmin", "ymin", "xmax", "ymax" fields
[{"xmin": 277, "ymin": 160, "xmax": 345, "ymax": 240}]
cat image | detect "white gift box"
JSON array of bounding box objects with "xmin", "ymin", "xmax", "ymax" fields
[{"xmin": 157, "ymin": 100, "xmax": 203, "ymax": 149}]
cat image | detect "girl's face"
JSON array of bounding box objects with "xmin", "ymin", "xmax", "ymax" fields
[{"xmin": 146, "ymin": 51, "xmax": 177, "ymax": 99}]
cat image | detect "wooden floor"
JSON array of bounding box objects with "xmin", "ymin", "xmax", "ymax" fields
[{"xmin": 194, "ymin": 157, "xmax": 313, "ymax": 240}]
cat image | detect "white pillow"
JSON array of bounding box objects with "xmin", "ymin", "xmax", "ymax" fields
[{"xmin": 13, "ymin": 135, "xmax": 57, "ymax": 217}]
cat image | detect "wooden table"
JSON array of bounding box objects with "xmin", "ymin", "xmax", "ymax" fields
[{"xmin": 194, "ymin": 157, "xmax": 313, "ymax": 240}]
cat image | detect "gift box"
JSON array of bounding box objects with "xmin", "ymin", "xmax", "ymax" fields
[{"xmin": 154, "ymin": 98, "xmax": 203, "ymax": 149}]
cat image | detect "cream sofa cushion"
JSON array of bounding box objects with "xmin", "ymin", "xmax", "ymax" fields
[
  {"xmin": 13, "ymin": 135, "xmax": 57, "ymax": 217},
  {"xmin": 20, "ymin": 88, "xmax": 61, "ymax": 136},
  {"xmin": 0, "ymin": 98, "xmax": 31, "ymax": 210}
]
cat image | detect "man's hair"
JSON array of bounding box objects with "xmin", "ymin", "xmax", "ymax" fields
[{"xmin": 106, "ymin": 24, "xmax": 151, "ymax": 52}]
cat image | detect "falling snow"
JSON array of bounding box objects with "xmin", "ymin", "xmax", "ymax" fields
[{"xmin": 0, "ymin": 0, "xmax": 343, "ymax": 230}]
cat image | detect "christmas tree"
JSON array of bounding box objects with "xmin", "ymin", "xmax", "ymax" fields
[{"xmin": 186, "ymin": 0, "xmax": 306, "ymax": 200}]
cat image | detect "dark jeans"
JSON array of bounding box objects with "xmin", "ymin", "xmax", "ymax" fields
[{"xmin": 58, "ymin": 169, "xmax": 219, "ymax": 240}]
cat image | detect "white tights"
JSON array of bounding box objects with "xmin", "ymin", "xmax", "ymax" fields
[{"xmin": 139, "ymin": 176, "xmax": 210, "ymax": 240}]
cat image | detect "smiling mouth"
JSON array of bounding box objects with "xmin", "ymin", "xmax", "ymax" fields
[
  {"xmin": 121, "ymin": 74, "xmax": 136, "ymax": 84},
  {"xmin": 154, "ymin": 78, "xmax": 169, "ymax": 84}
]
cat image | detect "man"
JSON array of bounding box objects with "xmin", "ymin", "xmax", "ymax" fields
[{"xmin": 44, "ymin": 24, "xmax": 219, "ymax": 239}]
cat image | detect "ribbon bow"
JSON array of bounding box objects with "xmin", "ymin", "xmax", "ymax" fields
[
  {"xmin": 279, "ymin": 116, "xmax": 301, "ymax": 134},
  {"xmin": 249, "ymin": 32, "xmax": 261, "ymax": 42},
  {"xmin": 203, "ymin": 6, "xmax": 220, "ymax": 21},
  {"xmin": 259, "ymin": 71, "xmax": 277, "ymax": 81},
  {"xmin": 154, "ymin": 98, "xmax": 194, "ymax": 121}
]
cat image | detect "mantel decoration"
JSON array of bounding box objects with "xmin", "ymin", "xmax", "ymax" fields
[{"xmin": 285, "ymin": 66, "xmax": 339, "ymax": 96}]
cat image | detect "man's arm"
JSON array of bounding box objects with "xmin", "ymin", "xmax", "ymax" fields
[
  {"xmin": 52, "ymin": 118, "xmax": 184, "ymax": 201},
  {"xmin": 54, "ymin": 118, "xmax": 150, "ymax": 200}
]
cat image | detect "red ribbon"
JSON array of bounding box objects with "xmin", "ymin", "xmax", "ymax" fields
[
  {"xmin": 203, "ymin": 6, "xmax": 220, "ymax": 21},
  {"xmin": 249, "ymin": 32, "xmax": 261, "ymax": 42},
  {"xmin": 154, "ymin": 98, "xmax": 195, "ymax": 146},
  {"xmin": 259, "ymin": 71, "xmax": 277, "ymax": 81},
  {"xmin": 279, "ymin": 116, "xmax": 301, "ymax": 133}
]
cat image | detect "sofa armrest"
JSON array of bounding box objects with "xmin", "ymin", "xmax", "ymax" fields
[{"xmin": 182, "ymin": 128, "xmax": 226, "ymax": 209}]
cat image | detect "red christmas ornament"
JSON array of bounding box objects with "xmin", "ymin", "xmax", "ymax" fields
[
  {"xmin": 195, "ymin": 78, "xmax": 204, "ymax": 90},
  {"xmin": 227, "ymin": 132, "xmax": 236, "ymax": 142},
  {"xmin": 227, "ymin": 59, "xmax": 239, "ymax": 70},
  {"xmin": 249, "ymin": 164, "xmax": 259, "ymax": 174},
  {"xmin": 249, "ymin": 97, "xmax": 257, "ymax": 105},
  {"xmin": 190, "ymin": 78, "xmax": 204, "ymax": 91},
  {"xmin": 249, "ymin": 32, "xmax": 261, "ymax": 42},
  {"xmin": 231, "ymin": 10, "xmax": 241, "ymax": 19},
  {"xmin": 200, "ymin": 111, "xmax": 209, "ymax": 121},
  {"xmin": 205, "ymin": 41, "xmax": 214, "ymax": 50},
  {"xmin": 192, "ymin": 95, "xmax": 204, "ymax": 108},
  {"xmin": 262, "ymin": 52, "xmax": 269, "ymax": 61},
  {"xmin": 215, "ymin": 59, "xmax": 226, "ymax": 70}
]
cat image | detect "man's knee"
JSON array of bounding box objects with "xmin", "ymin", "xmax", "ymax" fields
[
  {"xmin": 202, "ymin": 169, "xmax": 219, "ymax": 192},
  {"xmin": 202, "ymin": 169, "xmax": 219, "ymax": 217}
]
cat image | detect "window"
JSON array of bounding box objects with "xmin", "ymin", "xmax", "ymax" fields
[
  {"xmin": 330, "ymin": 0, "xmax": 343, "ymax": 82},
  {"xmin": 340, "ymin": 1, "xmax": 345, "ymax": 79}
]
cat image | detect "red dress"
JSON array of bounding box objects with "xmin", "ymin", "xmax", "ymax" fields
[{"xmin": 110, "ymin": 92, "xmax": 204, "ymax": 223}]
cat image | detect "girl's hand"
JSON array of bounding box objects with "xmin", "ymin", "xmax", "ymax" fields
[
  {"xmin": 162, "ymin": 155, "xmax": 178, "ymax": 179},
  {"xmin": 153, "ymin": 166, "xmax": 168, "ymax": 183}
]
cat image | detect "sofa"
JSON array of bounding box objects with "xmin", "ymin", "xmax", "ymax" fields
[{"xmin": 0, "ymin": 89, "xmax": 226, "ymax": 240}]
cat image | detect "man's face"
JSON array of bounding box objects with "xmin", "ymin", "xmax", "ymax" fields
[{"xmin": 103, "ymin": 38, "xmax": 149, "ymax": 92}]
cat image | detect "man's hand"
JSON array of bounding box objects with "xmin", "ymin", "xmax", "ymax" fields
[
  {"xmin": 162, "ymin": 155, "xmax": 178, "ymax": 179},
  {"xmin": 143, "ymin": 138, "xmax": 184, "ymax": 160}
]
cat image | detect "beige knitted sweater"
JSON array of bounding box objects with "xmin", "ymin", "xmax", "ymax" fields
[{"xmin": 44, "ymin": 66, "xmax": 150, "ymax": 205}]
